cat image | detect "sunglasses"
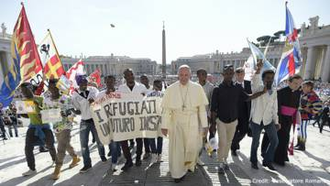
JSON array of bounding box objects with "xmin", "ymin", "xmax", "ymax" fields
[{"xmin": 223, "ymin": 65, "xmax": 234, "ymax": 71}]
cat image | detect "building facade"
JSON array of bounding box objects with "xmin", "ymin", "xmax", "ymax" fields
[
  {"xmin": 171, "ymin": 16, "xmax": 330, "ymax": 82},
  {"xmin": 171, "ymin": 43, "xmax": 284, "ymax": 75},
  {"xmin": 299, "ymin": 16, "xmax": 330, "ymax": 82},
  {"xmin": 61, "ymin": 54, "xmax": 158, "ymax": 77}
]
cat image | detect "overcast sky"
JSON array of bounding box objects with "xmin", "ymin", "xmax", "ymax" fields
[{"xmin": 1, "ymin": 0, "xmax": 330, "ymax": 64}]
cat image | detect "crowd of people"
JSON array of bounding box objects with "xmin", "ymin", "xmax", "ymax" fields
[{"xmin": 0, "ymin": 60, "xmax": 329, "ymax": 183}]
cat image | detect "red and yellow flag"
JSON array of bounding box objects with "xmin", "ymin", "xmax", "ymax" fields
[
  {"xmin": 38, "ymin": 30, "xmax": 65, "ymax": 79},
  {"xmin": 12, "ymin": 3, "xmax": 43, "ymax": 83}
]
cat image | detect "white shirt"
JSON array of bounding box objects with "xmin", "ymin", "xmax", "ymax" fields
[
  {"xmin": 72, "ymin": 86, "xmax": 99, "ymax": 120},
  {"xmin": 250, "ymin": 74, "xmax": 278, "ymax": 125},
  {"xmin": 118, "ymin": 82, "xmax": 148, "ymax": 95},
  {"xmin": 198, "ymin": 81, "xmax": 214, "ymax": 116}
]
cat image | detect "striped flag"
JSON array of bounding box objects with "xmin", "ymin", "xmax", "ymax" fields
[
  {"xmin": 274, "ymin": 2, "xmax": 302, "ymax": 85},
  {"xmin": 0, "ymin": 4, "xmax": 41, "ymax": 107}
]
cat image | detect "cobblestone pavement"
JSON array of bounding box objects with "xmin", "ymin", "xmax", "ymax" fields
[{"xmin": 0, "ymin": 118, "xmax": 329, "ymax": 185}]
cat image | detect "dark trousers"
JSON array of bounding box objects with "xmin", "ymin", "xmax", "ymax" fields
[
  {"xmin": 143, "ymin": 138, "xmax": 150, "ymax": 153},
  {"xmin": 120, "ymin": 138, "xmax": 143, "ymax": 163},
  {"xmin": 149, "ymin": 137, "xmax": 163, "ymax": 154},
  {"xmin": 0, "ymin": 119, "xmax": 6, "ymax": 137},
  {"xmin": 25, "ymin": 127, "xmax": 56, "ymax": 170},
  {"xmin": 231, "ymin": 118, "xmax": 249, "ymax": 151}
]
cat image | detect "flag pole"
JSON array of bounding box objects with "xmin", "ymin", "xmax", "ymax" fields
[{"xmin": 47, "ymin": 29, "xmax": 62, "ymax": 64}]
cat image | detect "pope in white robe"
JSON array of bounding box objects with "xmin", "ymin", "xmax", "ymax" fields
[{"xmin": 161, "ymin": 65, "xmax": 208, "ymax": 182}]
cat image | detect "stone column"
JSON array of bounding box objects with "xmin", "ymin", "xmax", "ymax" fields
[
  {"xmin": 321, "ymin": 45, "xmax": 330, "ymax": 82},
  {"xmin": 304, "ymin": 46, "xmax": 316, "ymax": 80}
]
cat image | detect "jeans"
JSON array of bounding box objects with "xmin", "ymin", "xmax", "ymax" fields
[
  {"xmin": 250, "ymin": 121, "xmax": 278, "ymax": 164},
  {"xmin": 80, "ymin": 119, "xmax": 105, "ymax": 167},
  {"xmin": 148, "ymin": 137, "xmax": 163, "ymax": 154},
  {"xmin": 8, "ymin": 124, "xmax": 18, "ymax": 137},
  {"xmin": 109, "ymin": 141, "xmax": 121, "ymax": 164}
]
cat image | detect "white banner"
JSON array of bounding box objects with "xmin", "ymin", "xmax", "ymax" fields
[{"xmin": 91, "ymin": 92, "xmax": 163, "ymax": 145}]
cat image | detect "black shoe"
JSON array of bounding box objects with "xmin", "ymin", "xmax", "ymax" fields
[
  {"xmin": 251, "ymin": 163, "xmax": 259, "ymax": 170},
  {"xmin": 274, "ymin": 161, "xmax": 285, "ymax": 166},
  {"xmin": 174, "ymin": 175, "xmax": 185, "ymax": 183},
  {"xmin": 79, "ymin": 165, "xmax": 92, "ymax": 173},
  {"xmin": 3, "ymin": 137, "xmax": 8, "ymax": 140},
  {"xmin": 107, "ymin": 151, "xmax": 112, "ymax": 157},
  {"xmin": 101, "ymin": 156, "xmax": 107, "ymax": 162},
  {"xmin": 295, "ymin": 145, "xmax": 305, "ymax": 151},
  {"xmin": 135, "ymin": 159, "xmax": 142, "ymax": 166},
  {"xmin": 262, "ymin": 162, "xmax": 276, "ymax": 171},
  {"xmin": 121, "ymin": 161, "xmax": 133, "ymax": 171},
  {"xmin": 39, "ymin": 147, "xmax": 49, "ymax": 153},
  {"xmin": 231, "ymin": 150, "xmax": 237, "ymax": 156}
]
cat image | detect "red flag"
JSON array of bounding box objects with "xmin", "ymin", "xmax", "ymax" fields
[
  {"xmin": 88, "ymin": 69, "xmax": 101, "ymax": 88},
  {"xmin": 13, "ymin": 3, "xmax": 43, "ymax": 83},
  {"xmin": 66, "ymin": 60, "xmax": 84, "ymax": 94}
]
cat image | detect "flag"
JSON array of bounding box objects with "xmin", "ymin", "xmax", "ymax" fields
[
  {"xmin": 88, "ymin": 69, "xmax": 102, "ymax": 88},
  {"xmin": 246, "ymin": 39, "xmax": 276, "ymax": 72},
  {"xmin": 274, "ymin": 2, "xmax": 302, "ymax": 85},
  {"xmin": 39, "ymin": 30, "xmax": 65, "ymax": 79},
  {"xmin": 15, "ymin": 4, "xmax": 43, "ymax": 83},
  {"xmin": 66, "ymin": 60, "xmax": 85, "ymax": 94},
  {"xmin": 0, "ymin": 4, "xmax": 41, "ymax": 107}
]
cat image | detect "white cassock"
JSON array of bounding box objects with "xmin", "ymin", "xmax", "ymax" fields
[{"xmin": 161, "ymin": 80, "xmax": 208, "ymax": 179}]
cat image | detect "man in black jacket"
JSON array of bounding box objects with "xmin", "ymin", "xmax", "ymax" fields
[{"xmin": 231, "ymin": 67, "xmax": 252, "ymax": 156}]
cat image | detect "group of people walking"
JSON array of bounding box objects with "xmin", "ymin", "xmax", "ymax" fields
[{"xmin": 9, "ymin": 59, "xmax": 323, "ymax": 183}]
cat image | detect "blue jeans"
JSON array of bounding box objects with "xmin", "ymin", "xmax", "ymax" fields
[
  {"xmin": 80, "ymin": 119, "xmax": 105, "ymax": 167},
  {"xmin": 250, "ymin": 121, "xmax": 278, "ymax": 164},
  {"xmin": 109, "ymin": 141, "xmax": 121, "ymax": 164},
  {"xmin": 148, "ymin": 137, "xmax": 163, "ymax": 154}
]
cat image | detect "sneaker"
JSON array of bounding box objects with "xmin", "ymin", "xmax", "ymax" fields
[
  {"xmin": 218, "ymin": 163, "xmax": 225, "ymax": 174},
  {"xmin": 150, "ymin": 154, "xmax": 158, "ymax": 164},
  {"xmin": 79, "ymin": 165, "xmax": 92, "ymax": 173},
  {"xmin": 111, "ymin": 163, "xmax": 117, "ymax": 171},
  {"xmin": 121, "ymin": 161, "xmax": 133, "ymax": 171},
  {"xmin": 157, "ymin": 154, "xmax": 162, "ymax": 162},
  {"xmin": 143, "ymin": 153, "xmax": 151, "ymax": 160},
  {"xmin": 197, "ymin": 158, "xmax": 205, "ymax": 166},
  {"xmin": 101, "ymin": 156, "xmax": 107, "ymax": 162},
  {"xmin": 69, "ymin": 156, "xmax": 81, "ymax": 168},
  {"xmin": 22, "ymin": 169, "xmax": 37, "ymax": 176}
]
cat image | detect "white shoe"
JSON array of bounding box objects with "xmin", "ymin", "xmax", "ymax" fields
[
  {"xmin": 197, "ymin": 158, "xmax": 205, "ymax": 166},
  {"xmin": 157, "ymin": 154, "xmax": 162, "ymax": 162},
  {"xmin": 150, "ymin": 154, "xmax": 158, "ymax": 164},
  {"xmin": 22, "ymin": 169, "xmax": 37, "ymax": 176},
  {"xmin": 111, "ymin": 163, "xmax": 117, "ymax": 171}
]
